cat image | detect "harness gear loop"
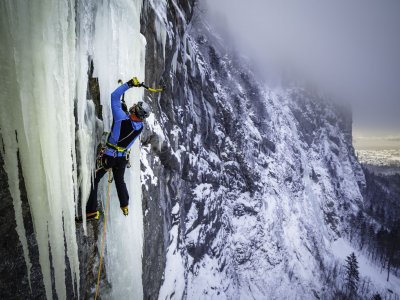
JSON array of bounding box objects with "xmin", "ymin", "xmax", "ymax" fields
[
  {"xmin": 96, "ymin": 132, "xmax": 111, "ymax": 171},
  {"xmin": 95, "ymin": 170, "xmax": 112, "ymax": 300},
  {"xmin": 96, "ymin": 146, "xmax": 107, "ymax": 171}
]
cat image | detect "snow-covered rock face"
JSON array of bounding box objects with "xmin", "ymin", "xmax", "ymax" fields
[
  {"xmin": 140, "ymin": 3, "xmax": 367, "ymax": 299},
  {"xmin": 0, "ymin": 0, "xmax": 377, "ymax": 299}
]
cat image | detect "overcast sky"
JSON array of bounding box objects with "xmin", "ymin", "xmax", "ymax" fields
[{"xmin": 204, "ymin": 0, "xmax": 400, "ymax": 133}]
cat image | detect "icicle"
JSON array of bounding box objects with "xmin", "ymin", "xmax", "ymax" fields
[
  {"xmin": 0, "ymin": 0, "xmax": 80, "ymax": 298},
  {"xmin": 1, "ymin": 0, "xmax": 147, "ymax": 298},
  {"xmin": 0, "ymin": 2, "xmax": 34, "ymax": 294},
  {"xmin": 0, "ymin": 131, "xmax": 33, "ymax": 292},
  {"xmin": 155, "ymin": 18, "xmax": 167, "ymax": 61}
]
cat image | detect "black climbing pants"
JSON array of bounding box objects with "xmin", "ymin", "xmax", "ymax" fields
[{"xmin": 86, "ymin": 154, "xmax": 129, "ymax": 213}]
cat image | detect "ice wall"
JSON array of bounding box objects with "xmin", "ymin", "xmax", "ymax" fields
[
  {"xmin": 91, "ymin": 0, "xmax": 146, "ymax": 298},
  {"xmin": 0, "ymin": 0, "xmax": 145, "ymax": 298},
  {"xmin": 0, "ymin": 1, "xmax": 79, "ymax": 299}
]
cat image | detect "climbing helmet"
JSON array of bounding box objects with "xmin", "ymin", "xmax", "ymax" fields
[{"xmin": 129, "ymin": 101, "xmax": 151, "ymax": 119}]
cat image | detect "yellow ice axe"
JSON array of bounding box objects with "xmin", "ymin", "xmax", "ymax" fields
[{"xmin": 131, "ymin": 77, "xmax": 164, "ymax": 92}]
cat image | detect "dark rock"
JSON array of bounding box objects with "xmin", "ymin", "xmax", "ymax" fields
[{"xmin": 0, "ymin": 146, "xmax": 46, "ymax": 299}]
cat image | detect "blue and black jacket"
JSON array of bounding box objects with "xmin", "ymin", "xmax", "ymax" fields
[{"xmin": 105, "ymin": 83, "xmax": 143, "ymax": 157}]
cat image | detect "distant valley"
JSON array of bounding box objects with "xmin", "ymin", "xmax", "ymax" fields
[{"xmin": 354, "ymin": 134, "xmax": 400, "ymax": 175}]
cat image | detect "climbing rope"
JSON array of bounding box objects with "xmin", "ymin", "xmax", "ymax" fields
[{"xmin": 95, "ymin": 170, "xmax": 112, "ymax": 300}]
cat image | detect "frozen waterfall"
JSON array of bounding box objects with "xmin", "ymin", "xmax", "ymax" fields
[{"xmin": 0, "ymin": 0, "xmax": 145, "ymax": 299}]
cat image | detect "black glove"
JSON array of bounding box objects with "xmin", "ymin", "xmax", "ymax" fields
[{"xmin": 127, "ymin": 77, "xmax": 140, "ymax": 88}]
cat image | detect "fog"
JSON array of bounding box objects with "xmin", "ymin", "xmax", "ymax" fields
[{"xmin": 204, "ymin": 0, "xmax": 400, "ymax": 132}]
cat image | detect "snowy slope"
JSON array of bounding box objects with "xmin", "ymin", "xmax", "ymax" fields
[
  {"xmin": 331, "ymin": 239, "xmax": 400, "ymax": 297},
  {"xmin": 140, "ymin": 3, "xmax": 398, "ymax": 299}
]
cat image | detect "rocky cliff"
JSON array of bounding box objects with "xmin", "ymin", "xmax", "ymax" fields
[
  {"xmin": 139, "ymin": 2, "xmax": 367, "ymax": 299},
  {"xmin": 2, "ymin": 1, "xmax": 398, "ymax": 299}
]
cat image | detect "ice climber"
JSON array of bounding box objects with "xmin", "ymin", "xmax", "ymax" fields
[{"xmin": 82, "ymin": 77, "xmax": 151, "ymax": 221}]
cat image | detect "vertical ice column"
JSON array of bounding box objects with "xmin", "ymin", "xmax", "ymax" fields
[
  {"xmin": 92, "ymin": 0, "xmax": 146, "ymax": 298},
  {"xmin": 0, "ymin": 72, "xmax": 33, "ymax": 293},
  {"xmin": 0, "ymin": 1, "xmax": 80, "ymax": 299},
  {"xmin": 74, "ymin": 0, "xmax": 99, "ymax": 233},
  {"xmin": 0, "ymin": 5, "xmax": 31, "ymax": 292},
  {"xmin": 1, "ymin": 0, "xmax": 147, "ymax": 298}
]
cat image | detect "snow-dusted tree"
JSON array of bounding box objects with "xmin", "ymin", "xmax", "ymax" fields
[
  {"xmin": 372, "ymin": 293, "xmax": 382, "ymax": 300},
  {"xmin": 360, "ymin": 220, "xmax": 367, "ymax": 249},
  {"xmin": 386, "ymin": 224, "xmax": 400, "ymax": 282},
  {"xmin": 345, "ymin": 252, "xmax": 360, "ymax": 298}
]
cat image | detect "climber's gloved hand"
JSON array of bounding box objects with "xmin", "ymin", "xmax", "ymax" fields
[{"xmin": 127, "ymin": 77, "xmax": 140, "ymax": 88}]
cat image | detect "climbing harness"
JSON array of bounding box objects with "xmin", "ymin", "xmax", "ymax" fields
[
  {"xmin": 105, "ymin": 142, "xmax": 131, "ymax": 158},
  {"xmin": 95, "ymin": 170, "xmax": 112, "ymax": 300},
  {"xmin": 104, "ymin": 115, "xmax": 135, "ymax": 158},
  {"xmin": 97, "ymin": 130, "xmax": 131, "ymax": 166},
  {"xmin": 106, "ymin": 142, "xmax": 127, "ymax": 152}
]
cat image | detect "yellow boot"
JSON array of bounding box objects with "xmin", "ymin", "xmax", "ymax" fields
[
  {"xmin": 75, "ymin": 211, "xmax": 100, "ymax": 223},
  {"xmin": 86, "ymin": 211, "xmax": 100, "ymax": 220},
  {"xmin": 121, "ymin": 206, "xmax": 128, "ymax": 216}
]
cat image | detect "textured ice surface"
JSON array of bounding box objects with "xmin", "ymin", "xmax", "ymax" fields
[
  {"xmin": 0, "ymin": 0, "xmax": 145, "ymax": 298},
  {"xmin": 0, "ymin": 1, "xmax": 79, "ymax": 298},
  {"xmin": 90, "ymin": 1, "xmax": 146, "ymax": 299}
]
